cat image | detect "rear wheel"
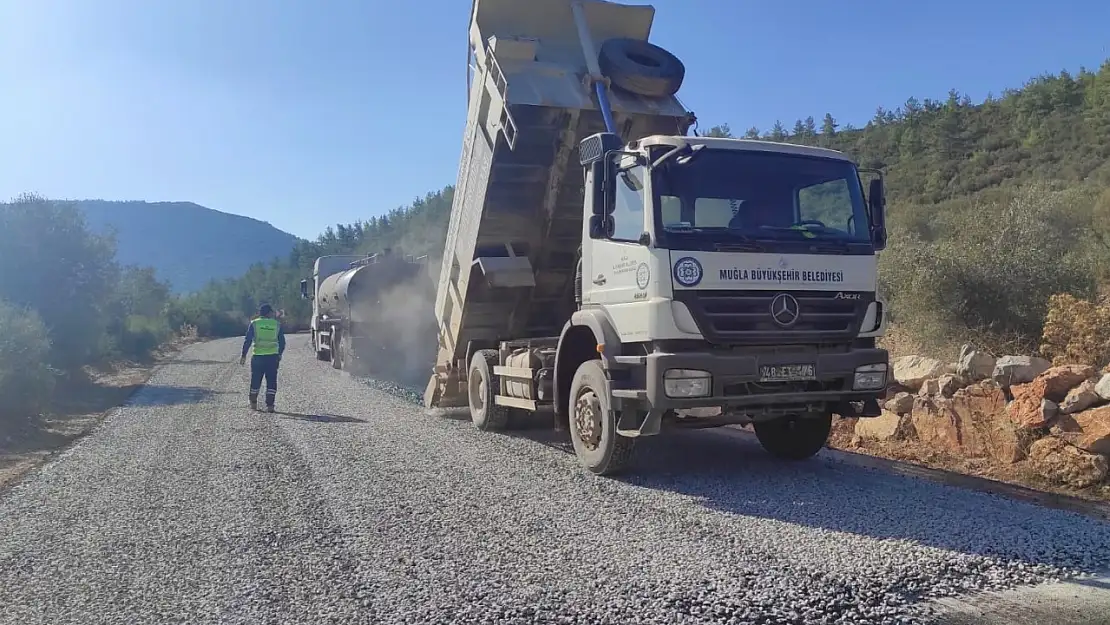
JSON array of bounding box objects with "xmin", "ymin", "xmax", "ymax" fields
[
  {"xmin": 331, "ymin": 331, "xmax": 343, "ymax": 370},
  {"xmin": 568, "ymin": 359, "xmax": 636, "ymax": 475},
  {"xmin": 468, "ymin": 350, "xmax": 510, "ymax": 431},
  {"xmin": 753, "ymin": 413, "xmax": 832, "ymax": 460}
]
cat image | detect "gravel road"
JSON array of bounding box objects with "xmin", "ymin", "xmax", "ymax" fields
[{"xmin": 2, "ymin": 335, "xmax": 1110, "ymax": 625}]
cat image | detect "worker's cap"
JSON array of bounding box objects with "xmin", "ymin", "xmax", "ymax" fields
[{"xmin": 259, "ymin": 303, "xmax": 274, "ymax": 316}]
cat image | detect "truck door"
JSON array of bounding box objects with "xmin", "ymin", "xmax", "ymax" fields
[{"xmin": 586, "ymin": 163, "xmax": 652, "ymax": 340}]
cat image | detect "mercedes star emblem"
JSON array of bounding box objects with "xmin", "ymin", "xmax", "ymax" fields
[{"xmin": 770, "ymin": 293, "xmax": 801, "ymax": 327}]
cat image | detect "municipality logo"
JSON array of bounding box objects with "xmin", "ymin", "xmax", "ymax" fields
[{"xmin": 673, "ymin": 257, "xmax": 703, "ymax": 287}]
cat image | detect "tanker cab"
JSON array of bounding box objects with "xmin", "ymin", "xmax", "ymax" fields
[{"xmin": 580, "ymin": 132, "xmax": 666, "ymax": 344}]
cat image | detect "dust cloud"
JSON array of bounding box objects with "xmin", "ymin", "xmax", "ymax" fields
[{"xmin": 351, "ymin": 258, "xmax": 441, "ymax": 391}]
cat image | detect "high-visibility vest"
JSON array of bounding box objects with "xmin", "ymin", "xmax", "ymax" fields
[{"xmin": 251, "ymin": 317, "xmax": 280, "ymax": 356}]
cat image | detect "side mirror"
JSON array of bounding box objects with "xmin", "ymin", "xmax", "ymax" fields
[
  {"xmin": 589, "ymin": 215, "xmax": 614, "ymax": 239},
  {"xmin": 868, "ymin": 178, "xmax": 885, "ymax": 210},
  {"xmin": 299, "ymin": 279, "xmax": 310, "ymax": 300},
  {"xmin": 868, "ymin": 178, "xmax": 888, "ymax": 251}
]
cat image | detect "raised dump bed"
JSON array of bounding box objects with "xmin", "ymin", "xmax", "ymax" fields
[{"xmin": 427, "ymin": 0, "xmax": 695, "ymax": 407}]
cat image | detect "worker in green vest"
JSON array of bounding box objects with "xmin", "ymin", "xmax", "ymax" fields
[{"xmin": 239, "ymin": 303, "xmax": 286, "ymax": 412}]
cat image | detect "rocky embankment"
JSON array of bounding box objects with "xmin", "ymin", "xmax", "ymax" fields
[{"xmin": 837, "ymin": 346, "xmax": 1110, "ymax": 491}]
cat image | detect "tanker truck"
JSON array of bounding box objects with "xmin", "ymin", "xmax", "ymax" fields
[
  {"xmin": 300, "ymin": 250, "xmax": 436, "ymax": 383},
  {"xmin": 424, "ymin": 0, "xmax": 892, "ymax": 475}
]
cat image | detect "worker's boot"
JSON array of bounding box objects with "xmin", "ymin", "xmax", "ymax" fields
[
  {"xmin": 265, "ymin": 404, "xmax": 275, "ymax": 413},
  {"xmin": 249, "ymin": 400, "xmax": 258, "ymax": 411}
]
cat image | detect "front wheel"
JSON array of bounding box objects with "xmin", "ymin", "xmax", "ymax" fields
[
  {"xmin": 568, "ymin": 359, "xmax": 636, "ymax": 475},
  {"xmin": 753, "ymin": 413, "xmax": 832, "ymax": 460}
]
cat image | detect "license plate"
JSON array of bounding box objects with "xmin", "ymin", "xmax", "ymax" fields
[{"xmin": 759, "ymin": 364, "xmax": 816, "ymax": 382}]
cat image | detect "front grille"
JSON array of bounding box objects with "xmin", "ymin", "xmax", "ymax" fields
[
  {"xmin": 723, "ymin": 378, "xmax": 846, "ymax": 396},
  {"xmin": 674, "ymin": 290, "xmax": 872, "ymax": 345}
]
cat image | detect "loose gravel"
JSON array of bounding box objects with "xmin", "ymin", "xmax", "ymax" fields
[{"xmin": 1, "ymin": 335, "xmax": 1109, "ymax": 625}]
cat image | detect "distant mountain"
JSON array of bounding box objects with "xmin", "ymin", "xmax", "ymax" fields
[{"xmin": 77, "ymin": 200, "xmax": 301, "ymax": 294}]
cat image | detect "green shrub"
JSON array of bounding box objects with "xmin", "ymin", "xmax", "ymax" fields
[
  {"xmin": 0, "ymin": 300, "xmax": 56, "ymax": 433},
  {"xmin": 879, "ymin": 183, "xmax": 1096, "ymax": 357}
]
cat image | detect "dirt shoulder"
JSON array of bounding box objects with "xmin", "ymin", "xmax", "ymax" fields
[
  {"xmin": 0, "ymin": 337, "xmax": 197, "ymax": 491},
  {"xmin": 828, "ymin": 420, "xmax": 1110, "ymax": 505}
]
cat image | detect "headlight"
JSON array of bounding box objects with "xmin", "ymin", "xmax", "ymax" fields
[
  {"xmin": 853, "ymin": 363, "xmax": 887, "ymax": 391},
  {"xmin": 663, "ymin": 369, "xmax": 712, "ymax": 398}
]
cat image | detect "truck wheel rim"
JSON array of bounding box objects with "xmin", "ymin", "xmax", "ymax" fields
[
  {"xmin": 470, "ymin": 373, "xmax": 486, "ymax": 414},
  {"xmin": 574, "ymin": 390, "xmax": 602, "ymax": 450}
]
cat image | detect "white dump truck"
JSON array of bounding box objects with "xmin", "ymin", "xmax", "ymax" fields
[
  {"xmin": 424, "ymin": 0, "xmax": 891, "ymax": 474},
  {"xmin": 301, "ymin": 250, "xmax": 434, "ymax": 378}
]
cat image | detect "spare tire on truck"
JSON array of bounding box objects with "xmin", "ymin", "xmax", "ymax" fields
[{"xmin": 598, "ymin": 38, "xmax": 685, "ymax": 98}]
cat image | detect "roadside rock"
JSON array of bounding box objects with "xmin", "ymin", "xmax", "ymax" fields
[
  {"xmin": 954, "ymin": 381, "xmax": 1031, "ymax": 464},
  {"xmin": 938, "ymin": 373, "xmax": 966, "ymax": 397},
  {"xmin": 1007, "ymin": 395, "xmax": 1056, "ymax": 430},
  {"xmin": 1060, "ymin": 379, "xmax": 1102, "ymax": 414},
  {"xmin": 919, "ymin": 374, "xmax": 966, "ymax": 398},
  {"xmin": 956, "ymin": 344, "xmax": 996, "ymax": 382},
  {"xmin": 854, "ymin": 410, "xmax": 913, "ymax": 442},
  {"xmin": 1095, "ymin": 373, "xmax": 1110, "ymax": 401},
  {"xmin": 1038, "ymin": 365, "xmax": 1097, "ymax": 400},
  {"xmin": 992, "ymin": 355, "xmax": 1051, "ymax": 387},
  {"xmin": 1004, "ymin": 365, "xmax": 1093, "ymax": 430},
  {"xmin": 1028, "ymin": 436, "xmax": 1109, "ymax": 488},
  {"xmin": 910, "ymin": 396, "xmax": 960, "ymax": 453},
  {"xmin": 1051, "ymin": 405, "xmax": 1110, "ymax": 455},
  {"xmin": 893, "ymin": 356, "xmax": 948, "ymax": 392},
  {"xmin": 884, "ymin": 391, "xmax": 914, "ymax": 415},
  {"xmin": 910, "ymin": 381, "xmax": 1027, "ymax": 463}
]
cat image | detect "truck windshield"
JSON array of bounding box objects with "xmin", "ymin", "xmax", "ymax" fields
[{"xmin": 651, "ymin": 148, "xmax": 872, "ymax": 249}]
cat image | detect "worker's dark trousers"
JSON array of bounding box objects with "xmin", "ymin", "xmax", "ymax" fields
[{"xmin": 249, "ymin": 354, "xmax": 280, "ymax": 408}]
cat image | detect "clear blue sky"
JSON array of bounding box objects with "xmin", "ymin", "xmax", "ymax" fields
[{"xmin": 2, "ymin": 0, "xmax": 1108, "ymax": 240}]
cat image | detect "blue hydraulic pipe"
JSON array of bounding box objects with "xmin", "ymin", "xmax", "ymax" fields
[{"xmin": 594, "ymin": 82, "xmax": 618, "ymax": 135}]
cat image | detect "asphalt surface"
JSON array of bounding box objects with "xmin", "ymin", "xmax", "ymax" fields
[{"xmin": 2, "ymin": 335, "xmax": 1110, "ymax": 625}]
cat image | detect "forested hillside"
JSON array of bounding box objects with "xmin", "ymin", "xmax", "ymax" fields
[
  {"xmin": 171, "ymin": 189, "xmax": 453, "ymax": 336},
  {"xmin": 77, "ymin": 200, "xmax": 301, "ymax": 294},
  {"xmin": 180, "ymin": 60, "xmax": 1110, "ymax": 360}
]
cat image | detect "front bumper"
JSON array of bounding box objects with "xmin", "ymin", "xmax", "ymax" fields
[{"xmin": 610, "ymin": 347, "xmax": 889, "ymax": 414}]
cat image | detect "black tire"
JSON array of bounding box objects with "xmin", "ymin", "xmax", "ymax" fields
[
  {"xmin": 753, "ymin": 413, "xmax": 833, "ymax": 461},
  {"xmin": 331, "ymin": 332, "xmax": 343, "ymax": 370},
  {"xmin": 568, "ymin": 359, "xmax": 636, "ymax": 475},
  {"xmin": 598, "ymin": 38, "xmax": 685, "ymax": 98},
  {"xmin": 468, "ymin": 350, "xmax": 510, "ymax": 432}
]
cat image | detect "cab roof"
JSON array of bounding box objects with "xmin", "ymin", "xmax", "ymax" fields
[{"xmin": 632, "ymin": 135, "xmax": 856, "ymax": 163}]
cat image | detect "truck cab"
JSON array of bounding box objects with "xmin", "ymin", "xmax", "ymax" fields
[{"xmin": 552, "ymin": 132, "xmax": 889, "ymax": 472}]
